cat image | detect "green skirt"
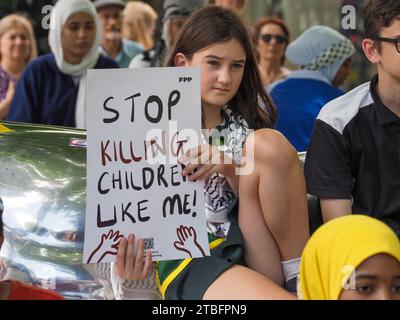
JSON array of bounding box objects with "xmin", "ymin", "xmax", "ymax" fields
[{"xmin": 156, "ymin": 200, "xmax": 245, "ymax": 300}]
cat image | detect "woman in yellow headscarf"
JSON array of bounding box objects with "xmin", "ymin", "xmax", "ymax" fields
[{"xmin": 299, "ymin": 215, "xmax": 400, "ymax": 300}]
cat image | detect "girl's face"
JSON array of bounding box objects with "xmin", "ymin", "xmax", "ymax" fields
[
  {"xmin": 175, "ymin": 38, "xmax": 246, "ymax": 110},
  {"xmin": 61, "ymin": 12, "xmax": 96, "ymax": 64},
  {"xmin": 0, "ymin": 27, "xmax": 31, "ymax": 62},
  {"xmin": 339, "ymin": 253, "xmax": 400, "ymax": 300},
  {"xmin": 257, "ymin": 23, "xmax": 287, "ymax": 64}
]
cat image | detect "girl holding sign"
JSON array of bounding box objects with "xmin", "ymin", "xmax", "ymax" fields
[
  {"xmin": 153, "ymin": 5, "xmax": 309, "ymax": 299},
  {"xmin": 6, "ymin": 0, "xmax": 118, "ymax": 128}
]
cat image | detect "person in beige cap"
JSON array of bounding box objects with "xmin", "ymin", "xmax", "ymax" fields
[
  {"xmin": 93, "ymin": 0, "xmax": 143, "ymax": 67},
  {"xmin": 214, "ymin": 0, "xmax": 246, "ymax": 13},
  {"xmin": 129, "ymin": 0, "xmax": 206, "ymax": 68}
]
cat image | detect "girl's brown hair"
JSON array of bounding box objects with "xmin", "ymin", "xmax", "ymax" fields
[
  {"xmin": 167, "ymin": 5, "xmax": 276, "ymax": 129},
  {"xmin": 0, "ymin": 14, "xmax": 37, "ymax": 63}
]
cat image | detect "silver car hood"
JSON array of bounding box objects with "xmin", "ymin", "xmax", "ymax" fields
[{"xmin": 0, "ymin": 121, "xmax": 112, "ymax": 299}]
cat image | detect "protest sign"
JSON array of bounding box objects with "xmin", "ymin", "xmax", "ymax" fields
[{"xmin": 83, "ymin": 67, "xmax": 209, "ymax": 263}]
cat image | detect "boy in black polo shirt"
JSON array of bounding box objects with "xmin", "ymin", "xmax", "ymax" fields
[{"xmin": 304, "ymin": 0, "xmax": 400, "ymax": 236}]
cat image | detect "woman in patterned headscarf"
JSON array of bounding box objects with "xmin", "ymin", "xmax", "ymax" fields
[
  {"xmin": 299, "ymin": 215, "xmax": 400, "ymax": 300},
  {"xmin": 269, "ymin": 25, "xmax": 355, "ymax": 152}
]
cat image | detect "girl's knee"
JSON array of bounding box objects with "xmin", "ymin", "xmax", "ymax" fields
[{"xmin": 245, "ymin": 129, "xmax": 298, "ymax": 169}]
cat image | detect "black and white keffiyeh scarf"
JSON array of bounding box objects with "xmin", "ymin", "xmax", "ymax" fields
[{"xmin": 203, "ymin": 106, "xmax": 250, "ymax": 238}]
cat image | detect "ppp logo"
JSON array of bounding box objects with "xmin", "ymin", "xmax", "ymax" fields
[{"xmin": 179, "ymin": 77, "xmax": 192, "ymax": 83}]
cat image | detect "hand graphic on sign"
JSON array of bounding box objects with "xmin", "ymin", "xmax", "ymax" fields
[
  {"xmin": 174, "ymin": 225, "xmax": 206, "ymax": 258},
  {"xmin": 87, "ymin": 229, "xmax": 124, "ymax": 263}
]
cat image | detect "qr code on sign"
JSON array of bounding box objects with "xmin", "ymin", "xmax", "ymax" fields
[{"xmin": 143, "ymin": 238, "xmax": 154, "ymax": 250}]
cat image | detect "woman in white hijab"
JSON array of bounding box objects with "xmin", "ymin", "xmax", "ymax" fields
[
  {"xmin": 7, "ymin": 0, "xmax": 118, "ymax": 128},
  {"xmin": 269, "ymin": 25, "xmax": 355, "ymax": 152}
]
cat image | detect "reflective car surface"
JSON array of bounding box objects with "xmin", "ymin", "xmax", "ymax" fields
[{"xmin": 0, "ymin": 121, "xmax": 114, "ymax": 299}]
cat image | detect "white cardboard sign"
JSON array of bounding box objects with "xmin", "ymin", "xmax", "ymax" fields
[{"xmin": 83, "ymin": 67, "xmax": 209, "ymax": 263}]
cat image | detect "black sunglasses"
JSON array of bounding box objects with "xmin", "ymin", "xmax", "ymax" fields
[
  {"xmin": 260, "ymin": 33, "xmax": 287, "ymax": 44},
  {"xmin": 372, "ymin": 36, "xmax": 400, "ymax": 53}
]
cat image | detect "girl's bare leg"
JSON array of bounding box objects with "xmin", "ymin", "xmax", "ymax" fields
[
  {"xmin": 239, "ymin": 129, "xmax": 309, "ymax": 283},
  {"xmin": 203, "ymin": 264, "xmax": 295, "ymax": 300},
  {"xmin": 238, "ymin": 163, "xmax": 284, "ymax": 285}
]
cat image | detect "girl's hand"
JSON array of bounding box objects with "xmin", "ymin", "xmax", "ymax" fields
[
  {"xmin": 115, "ymin": 234, "xmax": 152, "ymax": 281},
  {"xmin": 179, "ymin": 144, "xmax": 235, "ymax": 181}
]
